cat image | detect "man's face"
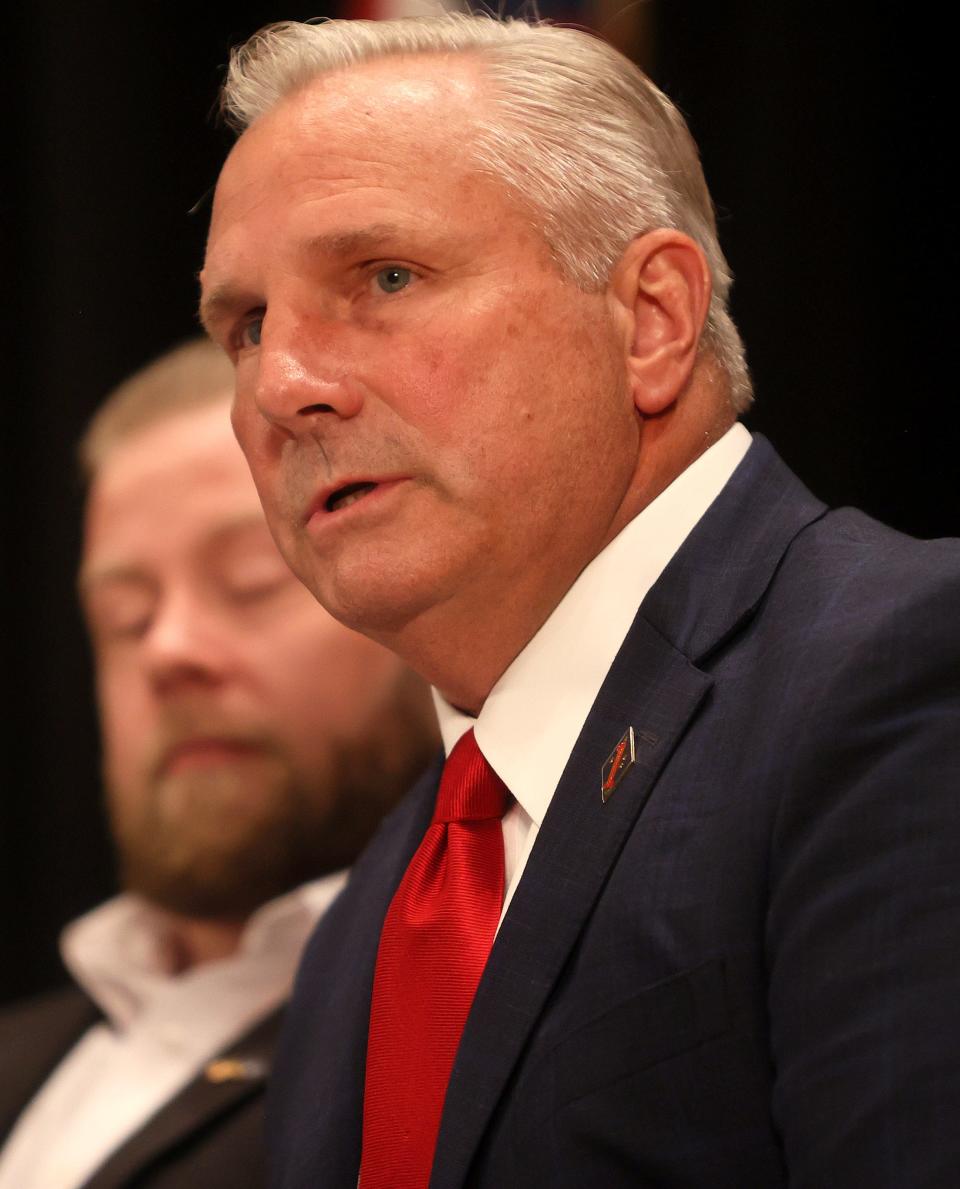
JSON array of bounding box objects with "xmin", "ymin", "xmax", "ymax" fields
[
  {"xmin": 81, "ymin": 399, "xmax": 433, "ymax": 918},
  {"xmin": 202, "ymin": 57, "xmax": 643, "ymax": 656}
]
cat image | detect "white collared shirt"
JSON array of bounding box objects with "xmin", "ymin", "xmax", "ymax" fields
[
  {"xmin": 0, "ymin": 873, "xmax": 346, "ymax": 1189},
  {"xmin": 434, "ymin": 423, "xmax": 752, "ymax": 926}
]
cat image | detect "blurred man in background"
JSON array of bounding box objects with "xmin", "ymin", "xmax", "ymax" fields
[{"xmin": 0, "ymin": 339, "xmax": 438, "ymax": 1189}]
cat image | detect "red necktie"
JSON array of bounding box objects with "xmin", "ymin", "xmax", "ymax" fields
[{"xmin": 360, "ymin": 728, "xmax": 508, "ymax": 1189}]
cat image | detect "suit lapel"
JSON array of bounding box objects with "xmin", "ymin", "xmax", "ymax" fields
[
  {"xmin": 640, "ymin": 434, "xmax": 827, "ymax": 664},
  {"xmin": 433, "ymin": 620, "xmax": 711, "ymax": 1188},
  {"xmin": 0, "ymin": 984, "xmax": 99, "ymax": 1141},
  {"xmin": 431, "ymin": 435, "xmax": 827, "ymax": 1188},
  {"xmin": 82, "ymin": 1011, "xmax": 282, "ymax": 1189}
]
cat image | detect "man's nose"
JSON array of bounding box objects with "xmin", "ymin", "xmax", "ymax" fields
[
  {"xmin": 142, "ymin": 592, "xmax": 233, "ymax": 694},
  {"xmin": 252, "ymin": 316, "xmax": 364, "ymax": 434}
]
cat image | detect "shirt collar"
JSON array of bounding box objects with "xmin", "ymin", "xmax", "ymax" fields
[
  {"xmin": 434, "ymin": 423, "xmax": 752, "ymax": 825},
  {"xmin": 60, "ymin": 872, "xmax": 347, "ymax": 1031}
]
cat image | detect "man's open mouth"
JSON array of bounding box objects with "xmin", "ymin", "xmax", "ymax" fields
[{"xmin": 326, "ymin": 481, "xmax": 378, "ymax": 513}]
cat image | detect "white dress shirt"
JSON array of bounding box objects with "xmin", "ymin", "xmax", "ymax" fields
[
  {"xmin": 0, "ymin": 873, "xmax": 345, "ymax": 1189},
  {"xmin": 433, "ymin": 423, "xmax": 752, "ymax": 926}
]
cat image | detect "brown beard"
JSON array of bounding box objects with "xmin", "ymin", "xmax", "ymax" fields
[{"xmin": 107, "ymin": 674, "xmax": 438, "ymax": 919}]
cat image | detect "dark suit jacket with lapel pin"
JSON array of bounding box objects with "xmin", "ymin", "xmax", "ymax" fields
[
  {"xmin": 0, "ymin": 981, "xmax": 280, "ymax": 1188},
  {"xmin": 268, "ymin": 436, "xmax": 960, "ymax": 1188}
]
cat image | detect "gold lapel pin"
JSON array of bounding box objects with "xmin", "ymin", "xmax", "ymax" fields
[
  {"xmin": 204, "ymin": 1057, "xmax": 268, "ymax": 1084},
  {"xmin": 601, "ymin": 726, "xmax": 636, "ymax": 802}
]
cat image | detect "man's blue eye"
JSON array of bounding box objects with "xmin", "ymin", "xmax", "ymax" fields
[
  {"xmin": 376, "ymin": 267, "xmax": 412, "ymax": 294},
  {"xmin": 244, "ymin": 317, "xmax": 263, "ymax": 346}
]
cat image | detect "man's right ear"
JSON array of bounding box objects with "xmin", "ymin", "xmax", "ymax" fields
[{"xmin": 608, "ymin": 229, "xmax": 712, "ymax": 416}]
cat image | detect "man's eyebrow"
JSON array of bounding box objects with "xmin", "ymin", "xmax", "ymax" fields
[
  {"xmin": 198, "ymin": 224, "xmax": 404, "ymax": 331},
  {"xmin": 77, "ymin": 564, "xmax": 152, "ymax": 600},
  {"xmin": 301, "ymin": 223, "xmax": 403, "ymax": 259},
  {"xmin": 203, "ymin": 514, "xmax": 275, "ymax": 553},
  {"xmin": 198, "ymin": 283, "xmax": 250, "ymax": 335}
]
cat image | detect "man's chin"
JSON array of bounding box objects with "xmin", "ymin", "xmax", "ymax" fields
[
  {"xmin": 113, "ymin": 764, "xmax": 319, "ymax": 919},
  {"xmin": 118, "ymin": 825, "xmax": 306, "ymax": 920},
  {"xmin": 304, "ymin": 556, "xmax": 456, "ymax": 641}
]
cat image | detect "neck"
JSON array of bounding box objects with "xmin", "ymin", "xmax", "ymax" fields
[
  {"xmin": 626, "ymin": 379, "xmax": 736, "ymax": 519},
  {"xmin": 382, "ymin": 588, "xmax": 568, "ymax": 715},
  {"xmin": 155, "ymin": 912, "xmax": 247, "ymax": 973}
]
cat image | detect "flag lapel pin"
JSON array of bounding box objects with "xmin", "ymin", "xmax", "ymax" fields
[{"xmin": 601, "ymin": 726, "xmax": 636, "ymax": 803}]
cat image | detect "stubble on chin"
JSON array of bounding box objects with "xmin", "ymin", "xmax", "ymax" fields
[{"xmin": 110, "ymin": 750, "xmax": 317, "ymax": 919}]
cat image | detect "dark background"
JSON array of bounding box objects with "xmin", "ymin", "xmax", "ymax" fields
[{"xmin": 2, "ymin": 3, "xmax": 955, "ymax": 1002}]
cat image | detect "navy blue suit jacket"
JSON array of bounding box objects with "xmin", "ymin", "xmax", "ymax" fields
[{"xmin": 268, "ymin": 437, "xmax": 960, "ymax": 1187}]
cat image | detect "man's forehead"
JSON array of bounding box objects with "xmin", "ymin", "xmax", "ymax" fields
[
  {"xmin": 86, "ymin": 404, "xmax": 262, "ymax": 536},
  {"xmin": 300, "ymin": 52, "xmax": 482, "ymax": 115},
  {"xmin": 295, "ymin": 51, "xmax": 480, "ymax": 116},
  {"xmin": 94, "ymin": 402, "xmax": 240, "ymax": 489},
  {"xmin": 223, "ymin": 53, "xmax": 486, "ymax": 177},
  {"xmin": 204, "ymin": 54, "xmax": 494, "ymax": 304}
]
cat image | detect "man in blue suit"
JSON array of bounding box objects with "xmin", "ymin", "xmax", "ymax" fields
[{"xmin": 200, "ymin": 15, "xmax": 960, "ymax": 1186}]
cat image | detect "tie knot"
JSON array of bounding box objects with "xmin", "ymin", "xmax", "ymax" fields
[{"xmin": 433, "ymin": 729, "xmax": 509, "ymax": 824}]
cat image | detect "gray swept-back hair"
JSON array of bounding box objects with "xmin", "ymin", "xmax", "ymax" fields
[{"xmin": 220, "ymin": 14, "xmax": 752, "ymax": 411}]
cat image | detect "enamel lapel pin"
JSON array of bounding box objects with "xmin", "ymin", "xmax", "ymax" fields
[
  {"xmin": 601, "ymin": 726, "xmax": 636, "ymax": 802},
  {"xmin": 204, "ymin": 1057, "xmax": 268, "ymax": 1084}
]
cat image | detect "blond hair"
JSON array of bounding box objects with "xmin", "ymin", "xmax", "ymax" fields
[{"xmin": 80, "ymin": 338, "xmax": 233, "ymax": 478}]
